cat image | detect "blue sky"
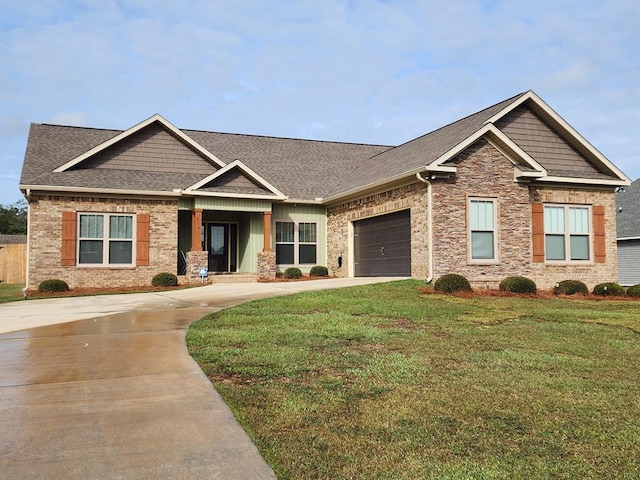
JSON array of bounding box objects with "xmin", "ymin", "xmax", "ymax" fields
[{"xmin": 1, "ymin": 0, "xmax": 638, "ymax": 206}]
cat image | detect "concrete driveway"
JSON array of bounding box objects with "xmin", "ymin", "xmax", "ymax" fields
[{"xmin": 0, "ymin": 278, "xmax": 402, "ymax": 479}]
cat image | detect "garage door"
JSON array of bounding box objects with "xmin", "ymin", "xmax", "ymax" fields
[{"xmin": 354, "ymin": 210, "xmax": 411, "ymax": 277}]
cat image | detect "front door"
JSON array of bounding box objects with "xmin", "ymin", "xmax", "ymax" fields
[{"xmin": 207, "ymin": 223, "xmax": 238, "ymax": 273}]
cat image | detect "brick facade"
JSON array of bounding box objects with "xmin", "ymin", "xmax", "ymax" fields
[
  {"xmin": 27, "ymin": 194, "xmax": 178, "ymax": 289},
  {"xmin": 326, "ymin": 139, "xmax": 618, "ymax": 290},
  {"xmin": 327, "ymin": 182, "xmax": 430, "ymax": 279}
]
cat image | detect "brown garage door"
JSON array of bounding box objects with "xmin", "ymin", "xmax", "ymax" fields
[{"xmin": 354, "ymin": 210, "xmax": 411, "ymax": 277}]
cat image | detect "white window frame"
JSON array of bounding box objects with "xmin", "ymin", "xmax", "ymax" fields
[
  {"xmin": 544, "ymin": 204, "xmax": 591, "ymax": 263},
  {"xmin": 274, "ymin": 220, "xmax": 318, "ymax": 266},
  {"xmin": 468, "ymin": 197, "xmax": 498, "ymax": 263},
  {"xmin": 77, "ymin": 213, "xmax": 136, "ymax": 267}
]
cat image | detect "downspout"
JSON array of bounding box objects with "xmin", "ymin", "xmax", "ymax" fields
[
  {"xmin": 23, "ymin": 189, "xmax": 31, "ymax": 298},
  {"xmin": 416, "ymin": 172, "xmax": 434, "ymax": 283}
]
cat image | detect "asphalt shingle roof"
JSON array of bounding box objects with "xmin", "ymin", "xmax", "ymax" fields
[
  {"xmin": 616, "ymin": 178, "xmax": 640, "ymax": 238},
  {"xmin": 20, "ymin": 91, "xmax": 624, "ymax": 203}
]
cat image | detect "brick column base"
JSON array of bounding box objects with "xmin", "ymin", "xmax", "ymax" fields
[
  {"xmin": 186, "ymin": 251, "xmax": 208, "ymax": 283},
  {"xmin": 257, "ymin": 251, "xmax": 276, "ymax": 279}
]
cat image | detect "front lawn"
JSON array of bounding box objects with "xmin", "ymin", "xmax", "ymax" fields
[
  {"xmin": 0, "ymin": 283, "xmax": 25, "ymax": 303},
  {"xmin": 187, "ymin": 279, "xmax": 640, "ymax": 480}
]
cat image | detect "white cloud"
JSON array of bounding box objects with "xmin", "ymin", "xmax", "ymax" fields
[{"xmin": 1, "ymin": 0, "xmax": 639, "ymax": 205}]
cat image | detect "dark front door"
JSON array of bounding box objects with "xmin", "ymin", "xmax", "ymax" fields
[
  {"xmin": 207, "ymin": 223, "xmax": 238, "ymax": 273},
  {"xmin": 209, "ymin": 224, "xmax": 228, "ymax": 272},
  {"xmin": 354, "ymin": 210, "xmax": 411, "ymax": 277}
]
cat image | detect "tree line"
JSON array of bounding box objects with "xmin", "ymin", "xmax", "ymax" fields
[{"xmin": 0, "ymin": 199, "xmax": 27, "ymax": 235}]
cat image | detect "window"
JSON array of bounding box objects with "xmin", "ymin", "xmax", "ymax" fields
[
  {"xmin": 469, "ymin": 198, "xmax": 497, "ymax": 261},
  {"xmin": 275, "ymin": 221, "xmax": 317, "ymax": 265},
  {"xmin": 78, "ymin": 213, "xmax": 134, "ymax": 265},
  {"xmin": 544, "ymin": 205, "xmax": 590, "ymax": 261}
]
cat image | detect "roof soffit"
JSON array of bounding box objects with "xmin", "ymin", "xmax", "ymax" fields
[{"xmin": 53, "ymin": 114, "xmax": 226, "ymax": 173}]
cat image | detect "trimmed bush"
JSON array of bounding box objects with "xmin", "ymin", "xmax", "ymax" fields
[
  {"xmin": 592, "ymin": 282, "xmax": 626, "ymax": 297},
  {"xmin": 38, "ymin": 279, "xmax": 69, "ymax": 293},
  {"xmin": 627, "ymin": 284, "xmax": 640, "ymax": 298},
  {"xmin": 499, "ymin": 276, "xmax": 537, "ymax": 294},
  {"xmin": 556, "ymin": 279, "xmax": 588, "ymax": 296},
  {"xmin": 434, "ymin": 274, "xmax": 472, "ymax": 294},
  {"xmin": 284, "ymin": 267, "xmax": 302, "ymax": 279},
  {"xmin": 309, "ymin": 265, "xmax": 329, "ymax": 277},
  {"xmin": 151, "ymin": 272, "xmax": 178, "ymax": 287}
]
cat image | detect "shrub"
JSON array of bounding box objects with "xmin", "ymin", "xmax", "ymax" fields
[
  {"xmin": 592, "ymin": 282, "xmax": 626, "ymax": 296},
  {"xmin": 499, "ymin": 276, "xmax": 537, "ymax": 294},
  {"xmin": 309, "ymin": 265, "xmax": 329, "ymax": 277},
  {"xmin": 556, "ymin": 279, "xmax": 588, "ymax": 296},
  {"xmin": 627, "ymin": 284, "xmax": 640, "ymax": 298},
  {"xmin": 434, "ymin": 274, "xmax": 472, "ymax": 294},
  {"xmin": 151, "ymin": 272, "xmax": 178, "ymax": 287},
  {"xmin": 284, "ymin": 267, "xmax": 302, "ymax": 279},
  {"xmin": 38, "ymin": 279, "xmax": 69, "ymax": 293}
]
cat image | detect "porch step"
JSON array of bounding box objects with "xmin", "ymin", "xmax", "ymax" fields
[{"xmin": 207, "ymin": 273, "xmax": 260, "ymax": 284}]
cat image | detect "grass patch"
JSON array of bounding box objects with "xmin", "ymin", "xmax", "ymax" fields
[
  {"xmin": 187, "ymin": 279, "xmax": 640, "ymax": 479},
  {"xmin": 0, "ymin": 283, "xmax": 25, "ymax": 303}
]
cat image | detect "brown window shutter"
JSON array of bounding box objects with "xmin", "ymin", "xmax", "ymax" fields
[
  {"xmin": 136, "ymin": 213, "xmax": 150, "ymax": 266},
  {"xmin": 61, "ymin": 212, "xmax": 77, "ymax": 266},
  {"xmin": 531, "ymin": 203, "xmax": 545, "ymax": 262},
  {"xmin": 593, "ymin": 205, "xmax": 606, "ymax": 263}
]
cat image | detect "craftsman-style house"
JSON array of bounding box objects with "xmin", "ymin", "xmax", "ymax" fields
[{"xmin": 19, "ymin": 91, "xmax": 630, "ymax": 290}]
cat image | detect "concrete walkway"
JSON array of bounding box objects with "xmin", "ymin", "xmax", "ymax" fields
[{"xmin": 0, "ymin": 277, "xmax": 402, "ymax": 479}]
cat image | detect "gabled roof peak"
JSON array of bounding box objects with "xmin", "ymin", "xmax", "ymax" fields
[{"xmin": 53, "ymin": 114, "xmax": 226, "ymax": 173}]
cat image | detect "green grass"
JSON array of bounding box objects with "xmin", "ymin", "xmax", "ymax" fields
[
  {"xmin": 0, "ymin": 283, "xmax": 25, "ymax": 303},
  {"xmin": 187, "ymin": 279, "xmax": 640, "ymax": 479}
]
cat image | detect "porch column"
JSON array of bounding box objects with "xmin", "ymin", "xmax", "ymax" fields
[
  {"xmin": 191, "ymin": 209, "xmax": 203, "ymax": 251},
  {"xmin": 258, "ymin": 210, "xmax": 276, "ymax": 279},
  {"xmin": 263, "ymin": 211, "xmax": 272, "ymax": 252}
]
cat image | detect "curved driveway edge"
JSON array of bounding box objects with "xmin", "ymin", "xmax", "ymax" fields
[{"xmin": 0, "ymin": 277, "xmax": 403, "ymax": 479}]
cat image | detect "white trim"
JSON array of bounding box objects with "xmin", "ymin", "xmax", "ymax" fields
[
  {"xmin": 185, "ymin": 159, "xmax": 287, "ymax": 200},
  {"xmin": 535, "ymin": 176, "xmax": 629, "ymax": 186},
  {"xmin": 273, "ymin": 219, "xmax": 318, "ymax": 266},
  {"xmin": 53, "ymin": 114, "xmax": 226, "ymax": 172},
  {"xmin": 20, "ymin": 184, "xmax": 182, "ymax": 198},
  {"xmin": 76, "ymin": 212, "xmax": 136, "ymax": 268},
  {"xmin": 467, "ymin": 197, "xmax": 499, "ymax": 264},
  {"xmin": 427, "ymin": 124, "xmax": 547, "ymax": 176},
  {"xmin": 617, "ymin": 236, "xmax": 640, "ymax": 241},
  {"xmin": 484, "ymin": 90, "xmax": 631, "ymax": 185},
  {"xmin": 543, "ymin": 204, "xmax": 592, "ymax": 263}
]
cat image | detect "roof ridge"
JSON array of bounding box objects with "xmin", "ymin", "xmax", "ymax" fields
[
  {"xmin": 183, "ymin": 128, "xmax": 393, "ymax": 149},
  {"xmin": 368, "ymin": 91, "xmax": 528, "ymax": 160}
]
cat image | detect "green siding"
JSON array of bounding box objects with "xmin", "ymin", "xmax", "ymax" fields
[
  {"xmin": 178, "ymin": 198, "xmax": 194, "ymax": 210},
  {"xmin": 272, "ymin": 204, "xmax": 327, "ymax": 273},
  {"xmin": 195, "ymin": 197, "xmax": 272, "ymax": 212}
]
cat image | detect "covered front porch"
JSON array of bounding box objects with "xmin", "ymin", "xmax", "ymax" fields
[{"xmin": 177, "ymin": 197, "xmax": 275, "ymax": 282}]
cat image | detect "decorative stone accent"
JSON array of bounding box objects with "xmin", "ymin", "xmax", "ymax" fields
[
  {"xmin": 257, "ymin": 250, "xmax": 276, "ymax": 279},
  {"xmin": 186, "ymin": 250, "xmax": 208, "ymax": 283}
]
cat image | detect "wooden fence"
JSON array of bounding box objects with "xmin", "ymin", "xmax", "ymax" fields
[{"xmin": 0, "ymin": 244, "xmax": 27, "ymax": 284}]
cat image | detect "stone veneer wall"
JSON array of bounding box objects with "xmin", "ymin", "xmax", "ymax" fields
[
  {"xmin": 326, "ymin": 139, "xmax": 618, "ymax": 290},
  {"xmin": 431, "ymin": 139, "xmax": 618, "ymax": 290},
  {"xmin": 27, "ymin": 194, "xmax": 178, "ymax": 289},
  {"xmin": 326, "ymin": 183, "xmax": 430, "ymax": 279},
  {"xmin": 431, "ymin": 140, "xmax": 532, "ymax": 288}
]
